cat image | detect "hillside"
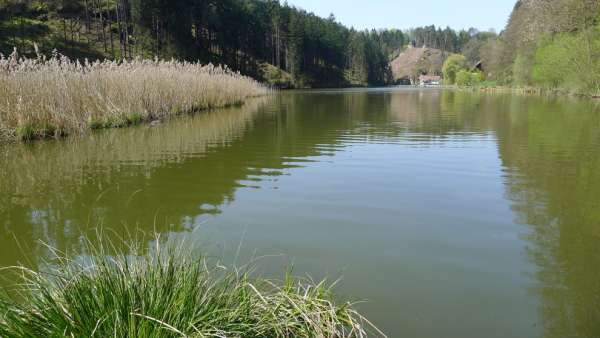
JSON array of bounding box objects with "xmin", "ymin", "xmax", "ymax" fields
[
  {"xmin": 390, "ymin": 46, "xmax": 448, "ymax": 84},
  {"xmin": 478, "ymin": 0, "xmax": 600, "ymax": 94}
]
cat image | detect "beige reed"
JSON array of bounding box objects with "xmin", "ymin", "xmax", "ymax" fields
[{"xmin": 0, "ymin": 49, "xmax": 268, "ymax": 141}]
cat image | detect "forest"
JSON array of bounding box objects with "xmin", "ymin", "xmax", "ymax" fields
[
  {"xmin": 0, "ymin": 0, "xmax": 482, "ymax": 88},
  {"xmin": 2, "ymin": 0, "xmax": 597, "ymax": 93},
  {"xmin": 475, "ymin": 0, "xmax": 600, "ymax": 95}
]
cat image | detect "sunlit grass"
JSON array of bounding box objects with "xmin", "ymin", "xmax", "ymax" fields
[
  {"xmin": 0, "ymin": 49, "xmax": 268, "ymax": 141},
  {"xmin": 0, "ymin": 236, "xmax": 385, "ymax": 337}
]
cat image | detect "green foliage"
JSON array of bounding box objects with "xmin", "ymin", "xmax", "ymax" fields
[
  {"xmin": 531, "ymin": 36, "xmax": 572, "ymax": 88},
  {"xmin": 479, "ymin": 0, "xmax": 600, "ymax": 95},
  {"xmin": 15, "ymin": 121, "xmax": 60, "ymax": 141},
  {"xmin": 531, "ymin": 28, "xmax": 600, "ymax": 94},
  {"xmin": 259, "ymin": 63, "xmax": 293, "ymax": 89},
  {"xmin": 346, "ymin": 30, "xmax": 391, "ymax": 86},
  {"xmin": 512, "ymin": 53, "xmax": 533, "ymax": 86},
  {"xmin": 455, "ymin": 70, "xmax": 471, "ymax": 86},
  {"xmin": 442, "ymin": 54, "xmax": 468, "ymax": 84},
  {"xmin": 440, "ymin": 52, "xmax": 485, "ymax": 87},
  {"xmin": 470, "ymin": 71, "xmax": 484, "ymax": 85},
  {"xmin": 378, "ymin": 29, "xmax": 407, "ymax": 59},
  {"xmin": 0, "ymin": 237, "xmax": 383, "ymax": 337},
  {"xmin": 455, "ymin": 69, "xmax": 484, "ymax": 86},
  {"xmin": 127, "ymin": 112, "xmax": 143, "ymax": 125}
]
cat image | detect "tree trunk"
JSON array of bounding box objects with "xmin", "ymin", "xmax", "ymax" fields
[
  {"xmin": 115, "ymin": 2, "xmax": 124, "ymax": 58},
  {"xmin": 63, "ymin": 19, "xmax": 68, "ymax": 48},
  {"xmin": 106, "ymin": 1, "xmax": 114, "ymax": 57},
  {"xmin": 97, "ymin": 0, "xmax": 107, "ymax": 52},
  {"xmin": 84, "ymin": 0, "xmax": 91, "ymax": 44}
]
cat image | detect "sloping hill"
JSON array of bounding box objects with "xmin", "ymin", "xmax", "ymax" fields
[{"xmin": 390, "ymin": 46, "xmax": 447, "ymax": 84}]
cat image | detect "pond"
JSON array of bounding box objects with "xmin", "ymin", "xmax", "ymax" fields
[{"xmin": 1, "ymin": 88, "xmax": 599, "ymax": 338}]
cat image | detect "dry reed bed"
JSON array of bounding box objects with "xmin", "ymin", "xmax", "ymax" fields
[{"xmin": 0, "ymin": 50, "xmax": 268, "ymax": 141}]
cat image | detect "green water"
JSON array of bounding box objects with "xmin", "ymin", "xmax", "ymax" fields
[{"xmin": 1, "ymin": 88, "xmax": 599, "ymax": 338}]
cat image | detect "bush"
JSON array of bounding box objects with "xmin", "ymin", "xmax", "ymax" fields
[
  {"xmin": 442, "ymin": 54, "xmax": 468, "ymax": 84},
  {"xmin": 259, "ymin": 62, "xmax": 294, "ymax": 89},
  {"xmin": 455, "ymin": 69, "xmax": 471, "ymax": 86},
  {"xmin": 470, "ymin": 71, "xmax": 484, "ymax": 85},
  {"xmin": 455, "ymin": 69, "xmax": 484, "ymax": 86}
]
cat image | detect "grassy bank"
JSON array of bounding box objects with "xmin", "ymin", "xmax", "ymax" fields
[
  {"xmin": 0, "ymin": 50, "xmax": 268, "ymax": 141},
  {"xmin": 0, "ymin": 238, "xmax": 384, "ymax": 337},
  {"xmin": 452, "ymin": 84, "xmax": 600, "ymax": 99}
]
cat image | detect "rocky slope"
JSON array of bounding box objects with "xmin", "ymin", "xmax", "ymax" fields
[{"xmin": 390, "ymin": 46, "xmax": 448, "ymax": 84}]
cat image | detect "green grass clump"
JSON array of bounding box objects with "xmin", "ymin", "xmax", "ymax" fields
[
  {"xmin": 15, "ymin": 121, "xmax": 64, "ymax": 141},
  {"xmin": 0, "ymin": 239, "xmax": 384, "ymax": 337},
  {"xmin": 127, "ymin": 112, "xmax": 144, "ymax": 125}
]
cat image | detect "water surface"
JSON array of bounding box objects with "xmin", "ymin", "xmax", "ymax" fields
[{"xmin": 1, "ymin": 88, "xmax": 599, "ymax": 338}]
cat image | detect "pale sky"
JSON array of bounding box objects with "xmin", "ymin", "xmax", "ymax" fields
[{"xmin": 284, "ymin": 0, "xmax": 516, "ymax": 32}]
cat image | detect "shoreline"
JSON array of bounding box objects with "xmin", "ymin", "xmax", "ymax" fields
[
  {"xmin": 0, "ymin": 96, "xmax": 268, "ymax": 144},
  {"xmin": 465, "ymin": 85, "xmax": 600, "ymax": 100},
  {"xmin": 3, "ymin": 81, "xmax": 597, "ymax": 145}
]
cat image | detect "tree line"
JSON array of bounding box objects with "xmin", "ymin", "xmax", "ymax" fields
[
  {"xmin": 7, "ymin": 0, "xmax": 596, "ymax": 92},
  {"xmin": 0, "ymin": 0, "xmax": 493, "ymax": 88},
  {"xmin": 407, "ymin": 25, "xmax": 495, "ymax": 54},
  {"xmin": 0, "ymin": 0, "xmax": 407, "ymax": 87}
]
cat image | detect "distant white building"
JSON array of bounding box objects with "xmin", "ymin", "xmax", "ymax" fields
[{"xmin": 418, "ymin": 75, "xmax": 441, "ymax": 86}]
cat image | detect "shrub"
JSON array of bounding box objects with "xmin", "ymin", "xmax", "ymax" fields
[
  {"xmin": 442, "ymin": 54, "xmax": 468, "ymax": 84},
  {"xmin": 455, "ymin": 70, "xmax": 484, "ymax": 86},
  {"xmin": 470, "ymin": 71, "xmax": 484, "ymax": 85},
  {"xmin": 455, "ymin": 69, "xmax": 472, "ymax": 86},
  {"xmin": 259, "ymin": 62, "xmax": 294, "ymax": 89}
]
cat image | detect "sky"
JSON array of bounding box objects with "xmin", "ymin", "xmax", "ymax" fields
[{"xmin": 284, "ymin": 0, "xmax": 516, "ymax": 32}]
